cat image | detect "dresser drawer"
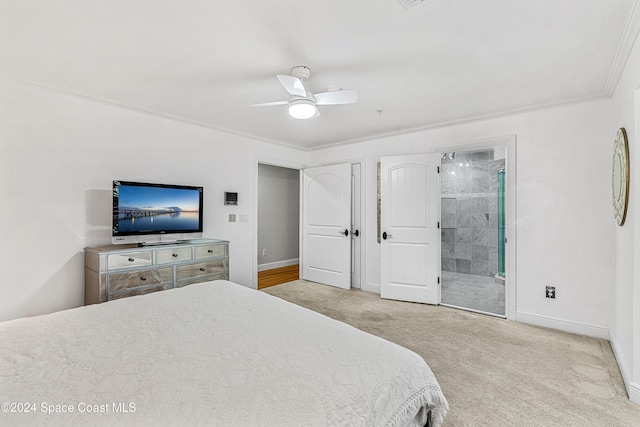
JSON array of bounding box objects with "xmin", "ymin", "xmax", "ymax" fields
[
  {"xmin": 107, "ymin": 251, "xmax": 153, "ymax": 270},
  {"xmin": 176, "ymin": 260, "xmax": 226, "ymax": 280},
  {"xmin": 108, "ymin": 267, "xmax": 173, "ymax": 293},
  {"xmin": 177, "ymin": 273, "xmax": 226, "ymax": 288},
  {"xmin": 156, "ymin": 247, "xmax": 192, "ymax": 265},
  {"xmin": 194, "ymin": 244, "xmax": 226, "ymax": 260},
  {"xmin": 109, "ymin": 283, "xmax": 173, "ymax": 300}
]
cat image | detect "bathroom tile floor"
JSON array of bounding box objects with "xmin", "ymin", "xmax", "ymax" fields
[{"xmin": 441, "ymin": 271, "xmax": 505, "ymax": 316}]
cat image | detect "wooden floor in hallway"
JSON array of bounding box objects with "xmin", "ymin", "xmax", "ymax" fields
[{"xmin": 258, "ymin": 264, "xmax": 299, "ymax": 289}]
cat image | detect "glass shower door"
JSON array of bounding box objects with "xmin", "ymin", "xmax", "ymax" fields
[{"xmin": 497, "ymin": 169, "xmax": 505, "ymax": 277}]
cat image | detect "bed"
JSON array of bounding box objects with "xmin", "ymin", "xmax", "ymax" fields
[{"xmin": 0, "ymin": 280, "xmax": 448, "ymax": 426}]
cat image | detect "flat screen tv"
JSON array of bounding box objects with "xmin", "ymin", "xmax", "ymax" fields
[{"xmin": 112, "ymin": 180, "xmax": 204, "ymax": 245}]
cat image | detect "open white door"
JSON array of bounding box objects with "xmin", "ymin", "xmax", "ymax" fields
[
  {"xmin": 380, "ymin": 154, "xmax": 440, "ymax": 304},
  {"xmin": 302, "ymin": 163, "xmax": 352, "ymax": 289}
]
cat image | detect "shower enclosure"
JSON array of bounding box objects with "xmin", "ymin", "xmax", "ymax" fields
[{"xmin": 440, "ymin": 148, "xmax": 506, "ymax": 317}]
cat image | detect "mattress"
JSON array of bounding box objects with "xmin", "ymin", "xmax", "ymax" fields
[{"xmin": 0, "ymin": 280, "xmax": 447, "ymax": 426}]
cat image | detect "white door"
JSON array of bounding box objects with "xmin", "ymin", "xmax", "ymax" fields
[
  {"xmin": 302, "ymin": 163, "xmax": 352, "ymax": 289},
  {"xmin": 351, "ymin": 163, "xmax": 362, "ymax": 289},
  {"xmin": 380, "ymin": 154, "xmax": 440, "ymax": 304}
]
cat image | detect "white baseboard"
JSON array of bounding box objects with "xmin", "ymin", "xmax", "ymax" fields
[
  {"xmin": 515, "ymin": 311, "xmax": 610, "ymax": 340},
  {"xmin": 362, "ymin": 282, "xmax": 381, "ymax": 294},
  {"xmin": 356, "ymin": 290, "xmax": 610, "ymax": 340},
  {"xmin": 610, "ymin": 338, "xmax": 640, "ymax": 404},
  {"xmin": 630, "ymin": 382, "xmax": 640, "ymax": 404},
  {"xmin": 257, "ymin": 258, "xmax": 299, "ymax": 272}
]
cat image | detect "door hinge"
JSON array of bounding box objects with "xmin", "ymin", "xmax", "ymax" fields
[
  {"xmin": 437, "ymin": 166, "xmax": 440, "ymax": 173},
  {"xmin": 437, "ymin": 221, "xmax": 440, "ymax": 229},
  {"xmin": 437, "ymin": 276, "xmax": 440, "ymax": 284}
]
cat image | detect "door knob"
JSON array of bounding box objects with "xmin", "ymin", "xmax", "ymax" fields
[
  {"xmin": 382, "ymin": 231, "xmax": 393, "ymax": 240},
  {"xmin": 352, "ymin": 229, "xmax": 360, "ymax": 237},
  {"xmin": 339, "ymin": 229, "xmax": 349, "ymax": 236}
]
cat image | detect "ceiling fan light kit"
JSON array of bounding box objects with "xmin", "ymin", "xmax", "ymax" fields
[
  {"xmin": 289, "ymin": 99, "xmax": 318, "ymax": 120},
  {"xmin": 250, "ymin": 65, "xmax": 357, "ymax": 120}
]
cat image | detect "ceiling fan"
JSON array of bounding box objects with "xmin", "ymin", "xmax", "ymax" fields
[{"xmin": 250, "ymin": 66, "xmax": 357, "ymax": 120}]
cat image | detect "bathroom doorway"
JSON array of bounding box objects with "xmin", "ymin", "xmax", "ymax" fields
[{"xmin": 440, "ymin": 147, "xmax": 506, "ymax": 317}]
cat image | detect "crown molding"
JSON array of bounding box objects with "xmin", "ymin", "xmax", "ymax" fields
[
  {"xmin": 0, "ymin": 74, "xmax": 305, "ymax": 152},
  {"xmin": 603, "ymin": 0, "xmax": 640, "ymax": 95},
  {"xmin": 309, "ymin": 92, "xmax": 610, "ymax": 151},
  {"xmin": 0, "ymin": 74, "xmax": 613, "ymax": 153}
]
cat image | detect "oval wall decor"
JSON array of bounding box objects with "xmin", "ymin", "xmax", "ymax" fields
[{"xmin": 612, "ymin": 127, "xmax": 630, "ymax": 226}]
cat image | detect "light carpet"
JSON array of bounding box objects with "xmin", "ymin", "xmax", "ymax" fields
[{"xmin": 262, "ymin": 280, "xmax": 640, "ymax": 426}]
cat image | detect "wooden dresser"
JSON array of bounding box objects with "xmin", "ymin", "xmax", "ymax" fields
[{"xmin": 84, "ymin": 238, "xmax": 229, "ymax": 304}]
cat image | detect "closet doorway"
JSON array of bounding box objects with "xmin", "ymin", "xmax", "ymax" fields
[
  {"xmin": 257, "ymin": 163, "xmax": 300, "ymax": 289},
  {"xmin": 255, "ymin": 161, "xmax": 363, "ymax": 291}
]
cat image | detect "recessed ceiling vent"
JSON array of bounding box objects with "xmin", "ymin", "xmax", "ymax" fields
[{"xmin": 397, "ymin": 0, "xmax": 426, "ymax": 9}]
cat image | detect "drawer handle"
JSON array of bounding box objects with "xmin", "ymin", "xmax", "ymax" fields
[
  {"xmin": 207, "ymin": 249, "xmax": 213, "ymax": 253},
  {"xmin": 199, "ymin": 268, "xmax": 206, "ymax": 272},
  {"xmin": 140, "ymin": 276, "xmax": 147, "ymax": 281},
  {"xmin": 128, "ymin": 257, "xmax": 135, "ymax": 262},
  {"xmin": 172, "ymin": 253, "xmax": 178, "ymax": 258}
]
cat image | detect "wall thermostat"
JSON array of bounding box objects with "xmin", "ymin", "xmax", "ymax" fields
[{"xmin": 224, "ymin": 192, "xmax": 238, "ymax": 206}]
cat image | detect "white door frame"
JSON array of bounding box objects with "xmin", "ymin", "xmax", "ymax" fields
[
  {"xmin": 351, "ymin": 163, "xmax": 363, "ymax": 289},
  {"xmin": 432, "ymin": 135, "xmax": 517, "ymax": 321},
  {"xmin": 352, "ymin": 161, "xmax": 365, "ymax": 290},
  {"xmin": 252, "ymin": 156, "xmax": 307, "ymax": 290}
]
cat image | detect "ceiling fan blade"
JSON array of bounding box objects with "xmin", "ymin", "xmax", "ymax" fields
[
  {"xmin": 277, "ymin": 75, "xmax": 307, "ymax": 97},
  {"xmin": 314, "ymin": 89, "xmax": 358, "ymax": 105},
  {"xmin": 249, "ymin": 100, "xmax": 288, "ymax": 107}
]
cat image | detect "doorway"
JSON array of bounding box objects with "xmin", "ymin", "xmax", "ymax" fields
[
  {"xmin": 439, "ymin": 147, "xmax": 507, "ymax": 317},
  {"xmin": 256, "ymin": 161, "xmax": 363, "ymax": 290},
  {"xmin": 257, "ymin": 163, "xmax": 300, "ymax": 289}
]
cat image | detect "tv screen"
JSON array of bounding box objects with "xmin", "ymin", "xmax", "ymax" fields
[{"xmin": 112, "ymin": 180, "xmax": 203, "ymax": 244}]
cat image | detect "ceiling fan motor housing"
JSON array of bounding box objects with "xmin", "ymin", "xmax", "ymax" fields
[{"xmin": 291, "ymin": 66, "xmax": 311, "ymax": 81}]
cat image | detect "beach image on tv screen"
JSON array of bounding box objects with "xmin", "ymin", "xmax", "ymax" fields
[{"xmin": 117, "ymin": 185, "xmax": 201, "ymax": 233}]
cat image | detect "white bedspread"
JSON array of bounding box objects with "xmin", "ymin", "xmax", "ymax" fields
[{"xmin": 0, "ymin": 280, "xmax": 447, "ymax": 426}]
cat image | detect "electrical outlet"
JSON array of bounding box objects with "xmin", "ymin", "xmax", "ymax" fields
[
  {"xmin": 546, "ymin": 286, "xmax": 556, "ymax": 299},
  {"xmin": 228, "ymin": 214, "xmax": 236, "ymax": 222},
  {"xmin": 262, "ymin": 249, "xmax": 267, "ymax": 256}
]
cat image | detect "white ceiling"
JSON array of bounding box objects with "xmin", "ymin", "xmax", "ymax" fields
[{"xmin": 1, "ymin": 0, "xmax": 636, "ymax": 150}]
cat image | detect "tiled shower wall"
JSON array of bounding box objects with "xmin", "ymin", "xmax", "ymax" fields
[{"xmin": 441, "ymin": 150, "xmax": 505, "ymax": 277}]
